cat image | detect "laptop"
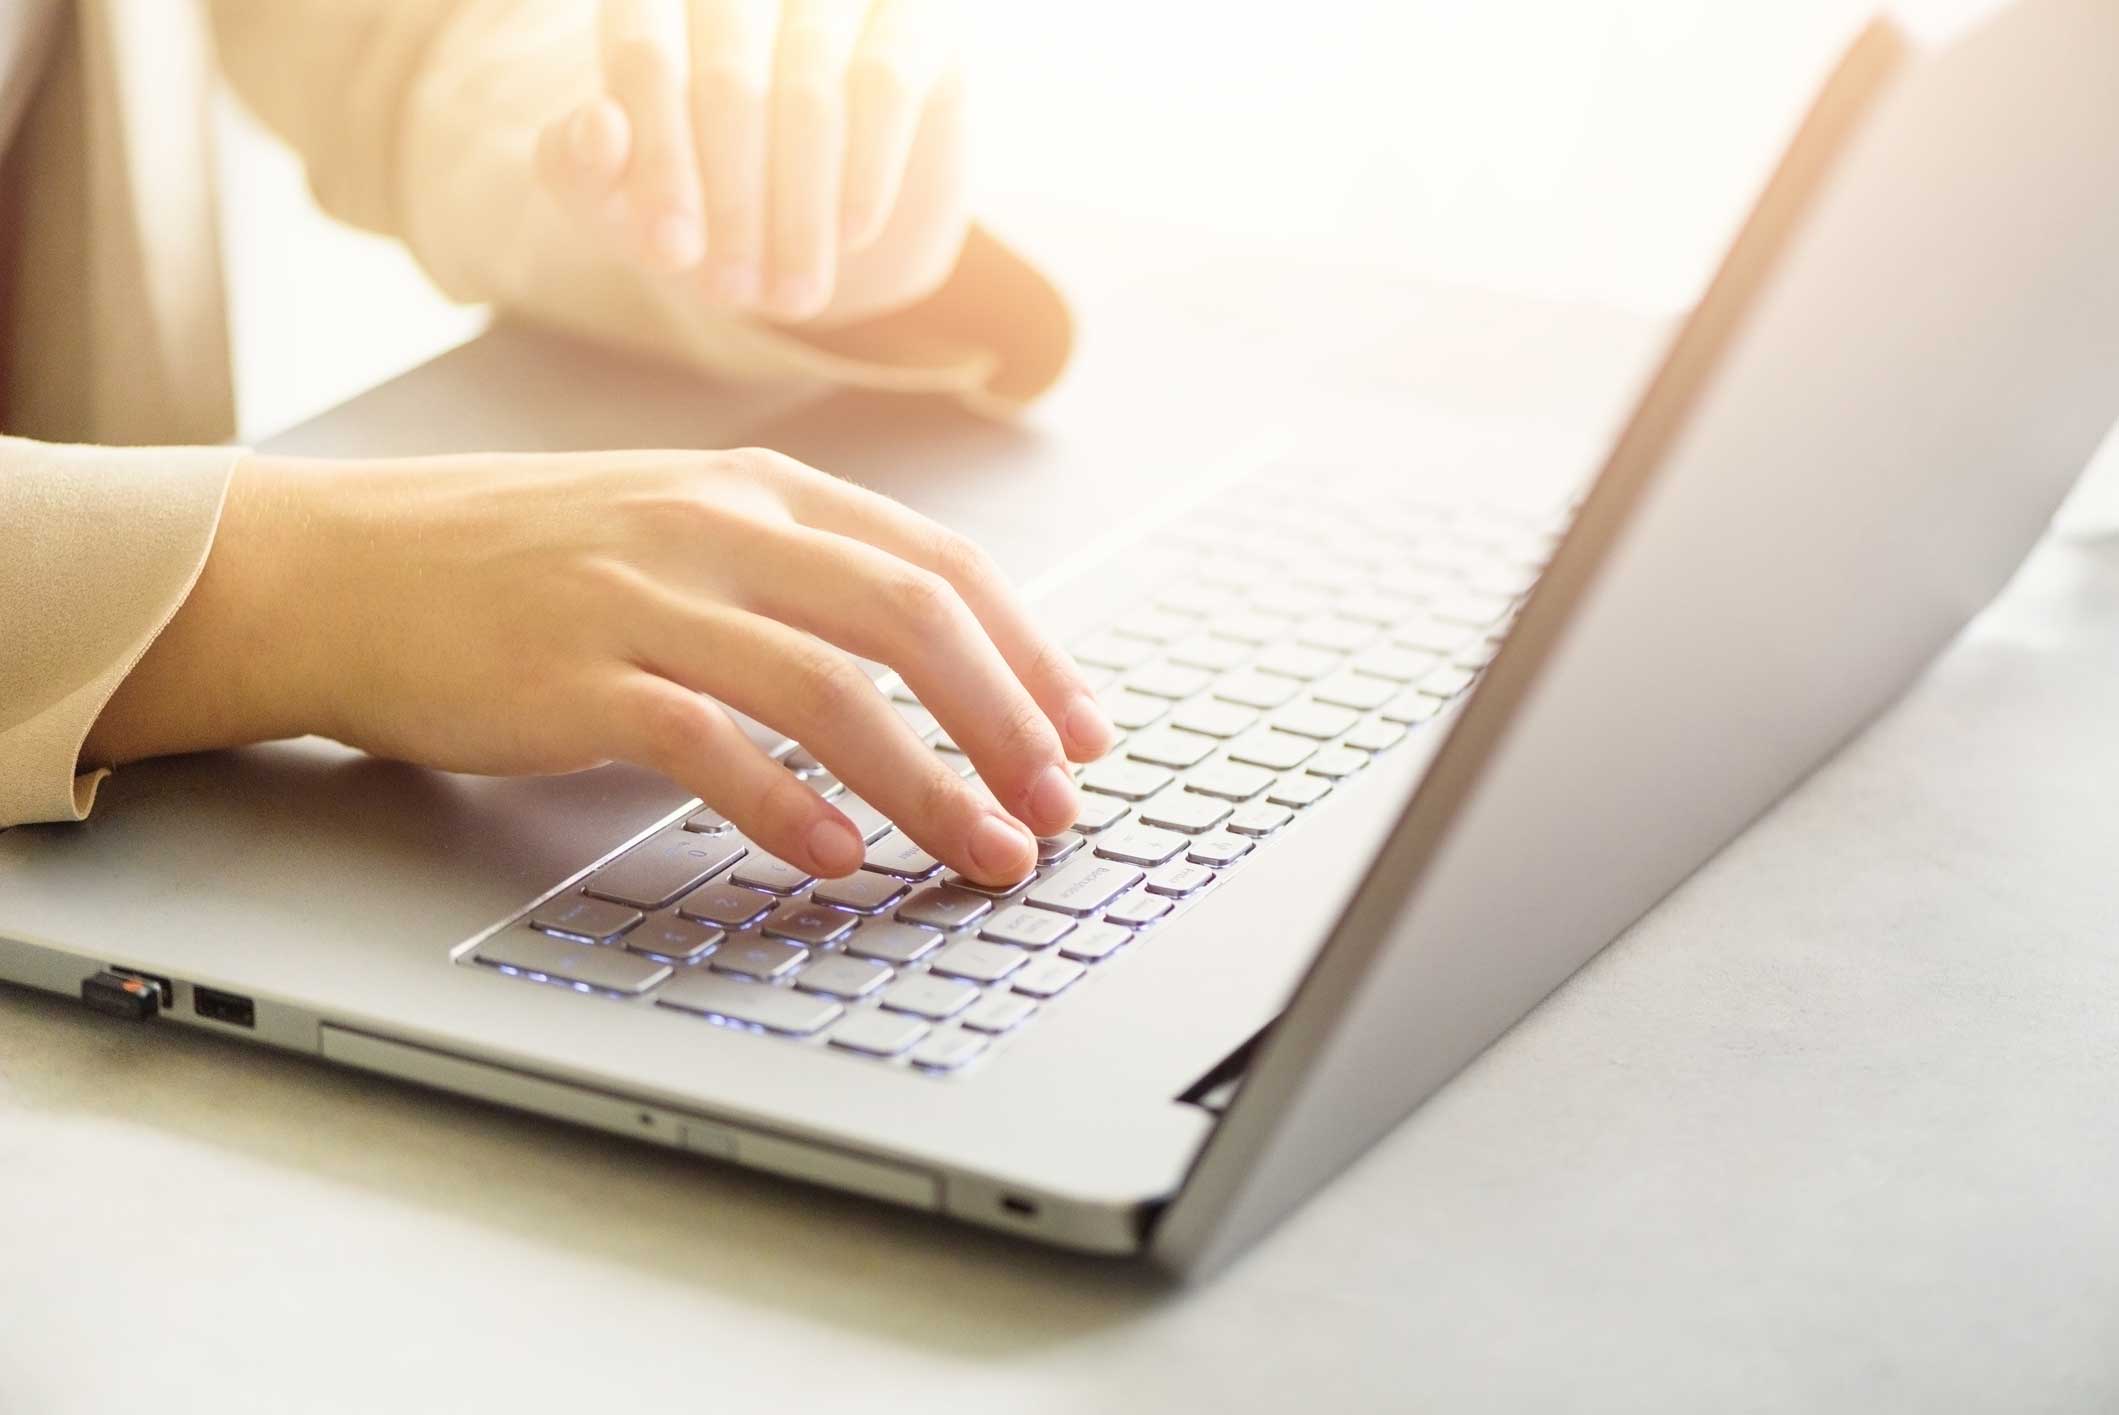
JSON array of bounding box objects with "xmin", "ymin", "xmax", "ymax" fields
[{"xmin": 4, "ymin": 0, "xmax": 2115, "ymax": 1279}]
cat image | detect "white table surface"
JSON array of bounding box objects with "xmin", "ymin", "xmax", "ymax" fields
[{"xmin": 7, "ymin": 213, "xmax": 2119, "ymax": 1410}]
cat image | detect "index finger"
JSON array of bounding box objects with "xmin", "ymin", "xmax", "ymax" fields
[{"xmin": 767, "ymin": 455, "xmax": 1118, "ymax": 761}]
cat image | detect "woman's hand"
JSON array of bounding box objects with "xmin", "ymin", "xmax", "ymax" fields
[
  {"xmin": 83, "ymin": 449, "xmax": 1116, "ymax": 886},
  {"xmin": 533, "ymin": 0, "xmax": 967, "ymax": 324}
]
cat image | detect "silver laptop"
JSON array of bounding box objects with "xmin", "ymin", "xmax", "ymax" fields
[{"xmin": 5, "ymin": 0, "xmax": 2115, "ymax": 1279}]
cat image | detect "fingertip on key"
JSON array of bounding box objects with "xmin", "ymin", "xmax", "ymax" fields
[
  {"xmin": 1063, "ymin": 693, "xmax": 1118, "ymax": 759},
  {"xmin": 807, "ymin": 816, "xmax": 864, "ymax": 878},
  {"xmin": 969, "ymin": 813, "xmax": 1036, "ymax": 882},
  {"xmin": 1025, "ymin": 763, "xmax": 1081, "ymax": 836}
]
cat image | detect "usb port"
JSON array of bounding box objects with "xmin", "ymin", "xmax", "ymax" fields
[{"xmin": 193, "ymin": 986, "xmax": 255, "ymax": 1029}]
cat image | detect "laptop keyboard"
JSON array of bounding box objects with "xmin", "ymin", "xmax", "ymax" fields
[{"xmin": 457, "ymin": 467, "xmax": 1569, "ymax": 1075}]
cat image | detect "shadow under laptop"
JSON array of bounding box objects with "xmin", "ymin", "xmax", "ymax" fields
[{"xmin": 0, "ymin": 984, "xmax": 1170, "ymax": 1346}]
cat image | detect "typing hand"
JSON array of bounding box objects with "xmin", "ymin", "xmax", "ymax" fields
[
  {"xmin": 84, "ymin": 449, "xmax": 1116, "ymax": 886},
  {"xmin": 533, "ymin": 0, "xmax": 968, "ymax": 324}
]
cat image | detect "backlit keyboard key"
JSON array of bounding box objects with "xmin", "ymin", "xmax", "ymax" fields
[
  {"xmin": 1125, "ymin": 728, "xmax": 1217, "ymax": 770},
  {"xmin": 829, "ymin": 1009, "xmax": 929, "ymax": 1057},
  {"xmin": 625, "ymin": 915, "xmax": 723, "ymax": 962},
  {"xmin": 1227, "ymin": 802, "xmax": 1296, "ymax": 836},
  {"xmin": 1183, "ymin": 761, "xmax": 1276, "ymax": 802},
  {"xmin": 842, "ymin": 921, "xmax": 944, "ymax": 965},
  {"xmin": 1344, "ymin": 718, "xmax": 1408, "ymax": 753},
  {"xmin": 1105, "ymin": 891, "xmax": 1172, "ymax": 927},
  {"xmin": 1266, "ymin": 774, "xmax": 1334, "ymax": 808},
  {"xmin": 1094, "ymin": 826, "xmax": 1188, "ymax": 868},
  {"xmin": 1138, "ymin": 791, "xmax": 1232, "ymax": 834},
  {"xmin": 980, "ymin": 904, "xmax": 1077, "ymax": 950},
  {"xmin": 811, "ymin": 872, "xmax": 909, "ymax": 914},
  {"xmin": 678, "ymin": 882, "xmax": 778, "ymax": 929},
  {"xmin": 1227, "ymin": 731, "xmax": 1317, "ymax": 771},
  {"xmin": 1186, "ymin": 833, "xmax": 1254, "ymax": 867},
  {"xmin": 1071, "ymin": 794, "xmax": 1131, "ymax": 832},
  {"xmin": 731, "ymin": 854, "xmax": 816, "ymax": 895},
  {"xmin": 761, "ymin": 903, "xmax": 858, "ymax": 946},
  {"xmin": 1011, "ymin": 957, "xmax": 1087, "ymax": 999},
  {"xmin": 1081, "ymin": 759, "xmax": 1175, "ymax": 801},
  {"xmin": 861, "ymin": 835, "xmax": 942, "ymax": 880},
  {"xmin": 478, "ymin": 927, "xmax": 669, "ymax": 995},
  {"xmin": 711, "ymin": 936, "xmax": 809, "ymax": 981},
  {"xmin": 929, "ymin": 939, "xmax": 1031, "ymax": 984},
  {"xmin": 530, "ymin": 894, "xmax": 644, "ymax": 945},
  {"xmin": 1059, "ymin": 921, "xmax": 1134, "ymax": 961},
  {"xmin": 908, "ymin": 1030, "xmax": 988, "ymax": 1072},
  {"xmin": 896, "ymin": 885, "xmax": 994, "ymax": 931},
  {"xmin": 1305, "ymin": 747, "xmax": 1370, "ymax": 779},
  {"xmin": 659, "ymin": 973, "xmax": 841, "ymax": 1035},
  {"xmin": 797, "ymin": 954, "xmax": 894, "ymax": 999},
  {"xmin": 881, "ymin": 974, "xmax": 979, "ymax": 1020},
  {"xmin": 1146, "ymin": 862, "xmax": 1215, "ymax": 897},
  {"xmin": 582, "ymin": 829, "xmax": 747, "ymax": 910},
  {"xmin": 961, "ymin": 992, "xmax": 1038, "ymax": 1034},
  {"xmin": 1026, "ymin": 857, "xmax": 1144, "ymax": 916}
]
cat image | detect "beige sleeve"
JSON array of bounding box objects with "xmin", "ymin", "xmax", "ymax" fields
[
  {"xmin": 0, "ymin": 436, "xmax": 243, "ymax": 826},
  {"xmin": 206, "ymin": 0, "xmax": 1073, "ymax": 414}
]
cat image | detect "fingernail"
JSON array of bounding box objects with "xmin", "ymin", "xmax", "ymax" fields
[
  {"xmin": 1025, "ymin": 763, "xmax": 1079, "ymax": 831},
  {"xmin": 650, "ymin": 213, "xmax": 704, "ymax": 269},
  {"xmin": 807, "ymin": 817, "xmax": 863, "ymax": 877},
  {"xmin": 770, "ymin": 272, "xmax": 825, "ymax": 320},
  {"xmin": 1063, "ymin": 693, "xmax": 1116, "ymax": 756},
  {"xmin": 969, "ymin": 813, "xmax": 1034, "ymax": 878}
]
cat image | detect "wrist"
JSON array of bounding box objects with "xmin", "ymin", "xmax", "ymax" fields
[{"xmin": 82, "ymin": 453, "xmax": 342, "ymax": 767}]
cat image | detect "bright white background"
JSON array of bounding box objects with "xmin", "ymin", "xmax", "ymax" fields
[{"xmin": 214, "ymin": 0, "xmax": 1999, "ymax": 442}]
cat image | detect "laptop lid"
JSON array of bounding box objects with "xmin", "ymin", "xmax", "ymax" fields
[{"xmin": 1154, "ymin": 0, "xmax": 2119, "ymax": 1277}]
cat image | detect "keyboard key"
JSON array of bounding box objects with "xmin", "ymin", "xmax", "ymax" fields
[
  {"xmin": 1433, "ymin": 590, "xmax": 1516, "ymax": 628},
  {"xmin": 881, "ymin": 974, "xmax": 980, "ymax": 1020},
  {"xmin": 1227, "ymin": 731, "xmax": 1317, "ymax": 771},
  {"xmin": 1453, "ymin": 637, "xmax": 1503, "ymax": 670},
  {"xmin": 477, "ymin": 927, "xmax": 670, "ymax": 995},
  {"xmin": 908, "ymin": 1030, "xmax": 988, "ymax": 1072},
  {"xmin": 940, "ymin": 866, "xmax": 1036, "ymax": 898},
  {"xmin": 1211, "ymin": 670, "xmax": 1300, "ymax": 709},
  {"xmin": 1094, "ymin": 826, "xmax": 1188, "ymax": 867},
  {"xmin": 1183, "ymin": 760, "xmax": 1276, "ymax": 802},
  {"xmin": 683, "ymin": 806, "xmax": 734, "ymax": 834},
  {"xmin": 1060, "ymin": 921, "xmax": 1134, "ymax": 962},
  {"xmin": 1306, "ymin": 747, "xmax": 1370, "ymax": 779},
  {"xmin": 961, "ymin": 992, "xmax": 1039, "ymax": 1034},
  {"xmin": 802, "ymin": 772, "xmax": 846, "ymax": 801},
  {"xmin": 1138, "ymin": 791, "xmax": 1232, "ymax": 834},
  {"xmin": 1208, "ymin": 610, "xmax": 1283, "ymax": 645},
  {"xmin": 711, "ymin": 936, "xmax": 809, "ymax": 981},
  {"xmin": 1293, "ymin": 616, "xmax": 1373, "ymax": 653},
  {"xmin": 811, "ymin": 871, "xmax": 910, "ymax": 914},
  {"xmin": 1345, "ymin": 718, "xmax": 1408, "ymax": 753},
  {"xmin": 1311, "ymin": 670, "xmax": 1398, "ymax": 711},
  {"xmin": 979, "ymin": 904, "xmax": 1077, "ymax": 950},
  {"xmin": 1125, "ymin": 728, "xmax": 1217, "ymax": 770},
  {"xmin": 1145, "ymin": 862, "xmax": 1215, "ymax": 897},
  {"xmin": 1073, "ymin": 632, "xmax": 1158, "ymax": 671},
  {"xmin": 1012, "ymin": 957, "xmax": 1087, "ymax": 999},
  {"xmin": 731, "ymin": 854, "xmax": 817, "ymax": 895},
  {"xmin": 1228, "ymin": 802, "xmax": 1296, "ymax": 836},
  {"xmin": 833, "ymin": 794, "xmax": 896, "ymax": 845},
  {"xmin": 1186, "ymin": 833, "xmax": 1254, "ymax": 867},
  {"xmin": 1169, "ymin": 699, "xmax": 1258, "ymax": 739},
  {"xmin": 582, "ymin": 829, "xmax": 747, "ymax": 910},
  {"xmin": 1271, "ymin": 701, "xmax": 1359, "ymax": 740},
  {"xmin": 1253, "ymin": 643, "xmax": 1341, "ymax": 681},
  {"xmin": 843, "ymin": 921, "xmax": 944, "ymax": 965},
  {"xmin": 1026, "ymin": 856, "xmax": 1145, "ymax": 916},
  {"xmin": 1105, "ymin": 891, "xmax": 1173, "ymax": 927},
  {"xmin": 896, "ymin": 885, "xmax": 994, "ymax": 931},
  {"xmin": 761, "ymin": 903, "xmax": 859, "ymax": 947},
  {"xmin": 1352, "ymin": 647, "xmax": 1442, "ymax": 683},
  {"xmin": 797, "ymin": 954, "xmax": 894, "ymax": 999},
  {"xmin": 1099, "ymin": 688, "xmax": 1172, "ymax": 731},
  {"xmin": 1114, "ymin": 608, "xmax": 1197, "ymax": 645},
  {"xmin": 829, "ymin": 1009, "xmax": 929, "ymax": 1057},
  {"xmin": 1166, "ymin": 634, "xmax": 1253, "ymax": 672},
  {"xmin": 1036, "ymin": 831, "xmax": 1085, "ymax": 865},
  {"xmin": 1267, "ymin": 774, "xmax": 1335, "ymax": 808},
  {"xmin": 1081, "ymin": 759, "xmax": 1175, "ymax": 801},
  {"xmin": 1380, "ymin": 689, "xmax": 1444, "ymax": 724},
  {"xmin": 862, "ymin": 835, "xmax": 942, "ymax": 880},
  {"xmin": 929, "ymin": 939, "xmax": 1031, "ymax": 983},
  {"xmin": 1392, "ymin": 617, "xmax": 1480, "ymax": 655},
  {"xmin": 1071, "ymin": 794, "xmax": 1131, "ymax": 832},
  {"xmin": 659, "ymin": 973, "xmax": 842, "ymax": 1035},
  {"xmin": 624, "ymin": 915, "xmax": 723, "ymax": 962},
  {"xmin": 530, "ymin": 894, "xmax": 644, "ymax": 945},
  {"xmin": 1418, "ymin": 665, "xmax": 1479, "ymax": 699},
  {"xmin": 678, "ymin": 882, "xmax": 778, "ymax": 929},
  {"xmin": 1125, "ymin": 663, "xmax": 1214, "ymax": 700},
  {"xmin": 783, "ymin": 746, "xmax": 827, "ymax": 775}
]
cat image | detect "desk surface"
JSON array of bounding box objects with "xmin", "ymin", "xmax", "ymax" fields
[{"xmin": 6, "ymin": 257, "xmax": 2119, "ymax": 1413}]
